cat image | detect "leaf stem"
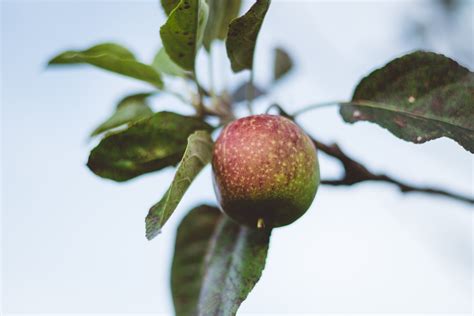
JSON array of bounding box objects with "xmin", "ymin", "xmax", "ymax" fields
[
  {"xmin": 191, "ymin": 71, "xmax": 212, "ymax": 116},
  {"xmin": 292, "ymin": 100, "xmax": 346, "ymax": 117},
  {"xmin": 208, "ymin": 45, "xmax": 215, "ymax": 97},
  {"xmin": 246, "ymin": 70, "xmax": 255, "ymax": 115}
]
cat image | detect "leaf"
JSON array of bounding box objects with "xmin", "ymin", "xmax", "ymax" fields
[
  {"xmin": 160, "ymin": 0, "xmax": 209, "ymax": 71},
  {"xmin": 145, "ymin": 130, "xmax": 213, "ymax": 239},
  {"xmin": 161, "ymin": 0, "xmax": 180, "ymax": 15},
  {"xmin": 226, "ymin": 0, "xmax": 271, "ymax": 73},
  {"xmin": 273, "ymin": 47, "xmax": 293, "ymax": 81},
  {"xmin": 231, "ymin": 82, "xmax": 266, "ymax": 103},
  {"xmin": 171, "ymin": 205, "xmax": 222, "ymax": 316},
  {"xmin": 87, "ymin": 112, "xmax": 213, "ymax": 182},
  {"xmin": 340, "ymin": 51, "xmax": 474, "ymax": 153},
  {"xmin": 197, "ymin": 216, "xmax": 271, "ymax": 315},
  {"xmin": 152, "ymin": 48, "xmax": 187, "ymax": 77},
  {"xmin": 90, "ymin": 93, "xmax": 154, "ymax": 137},
  {"xmin": 171, "ymin": 205, "xmax": 271, "ymax": 316},
  {"xmin": 48, "ymin": 43, "xmax": 164, "ymax": 88},
  {"xmin": 203, "ymin": 0, "xmax": 242, "ymax": 51}
]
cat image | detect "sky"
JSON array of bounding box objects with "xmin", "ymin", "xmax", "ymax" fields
[{"xmin": 1, "ymin": 0, "xmax": 473, "ymax": 314}]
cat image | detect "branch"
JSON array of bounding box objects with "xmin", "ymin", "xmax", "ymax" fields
[
  {"xmin": 232, "ymin": 103, "xmax": 472, "ymax": 204},
  {"xmin": 309, "ymin": 136, "xmax": 474, "ymax": 205}
]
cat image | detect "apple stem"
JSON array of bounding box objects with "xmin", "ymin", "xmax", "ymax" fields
[{"xmin": 257, "ymin": 218, "xmax": 265, "ymax": 229}]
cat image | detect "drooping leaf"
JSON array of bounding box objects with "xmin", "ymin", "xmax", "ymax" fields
[
  {"xmin": 340, "ymin": 51, "xmax": 474, "ymax": 153},
  {"xmin": 171, "ymin": 205, "xmax": 271, "ymax": 316},
  {"xmin": 273, "ymin": 47, "xmax": 293, "ymax": 81},
  {"xmin": 203, "ymin": 0, "xmax": 242, "ymax": 51},
  {"xmin": 161, "ymin": 0, "xmax": 180, "ymax": 15},
  {"xmin": 90, "ymin": 93, "xmax": 154, "ymax": 137},
  {"xmin": 160, "ymin": 0, "xmax": 209, "ymax": 71},
  {"xmin": 231, "ymin": 82, "xmax": 266, "ymax": 103},
  {"xmin": 48, "ymin": 43, "xmax": 164, "ymax": 88},
  {"xmin": 87, "ymin": 112, "xmax": 213, "ymax": 182},
  {"xmin": 171, "ymin": 205, "xmax": 222, "ymax": 316},
  {"xmin": 226, "ymin": 0, "xmax": 271, "ymax": 73},
  {"xmin": 152, "ymin": 48, "xmax": 187, "ymax": 77},
  {"xmin": 197, "ymin": 216, "xmax": 271, "ymax": 315},
  {"xmin": 146, "ymin": 130, "xmax": 213, "ymax": 239}
]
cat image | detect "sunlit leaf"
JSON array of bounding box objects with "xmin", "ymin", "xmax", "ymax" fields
[
  {"xmin": 87, "ymin": 112, "xmax": 213, "ymax": 182},
  {"xmin": 203, "ymin": 0, "xmax": 242, "ymax": 51},
  {"xmin": 340, "ymin": 51, "xmax": 474, "ymax": 152},
  {"xmin": 90, "ymin": 93, "xmax": 154, "ymax": 137},
  {"xmin": 48, "ymin": 43, "xmax": 163, "ymax": 88},
  {"xmin": 145, "ymin": 130, "xmax": 213, "ymax": 239},
  {"xmin": 273, "ymin": 47, "xmax": 293, "ymax": 81},
  {"xmin": 226, "ymin": 0, "xmax": 271, "ymax": 72},
  {"xmin": 160, "ymin": 0, "xmax": 209, "ymax": 71}
]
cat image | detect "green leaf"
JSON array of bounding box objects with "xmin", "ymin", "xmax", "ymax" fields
[
  {"xmin": 231, "ymin": 82, "xmax": 266, "ymax": 103},
  {"xmin": 226, "ymin": 0, "xmax": 271, "ymax": 73},
  {"xmin": 273, "ymin": 47, "xmax": 293, "ymax": 81},
  {"xmin": 197, "ymin": 215, "xmax": 271, "ymax": 315},
  {"xmin": 171, "ymin": 205, "xmax": 271, "ymax": 316},
  {"xmin": 146, "ymin": 130, "xmax": 213, "ymax": 239},
  {"xmin": 161, "ymin": 0, "xmax": 180, "ymax": 15},
  {"xmin": 171, "ymin": 205, "xmax": 222, "ymax": 316},
  {"xmin": 340, "ymin": 51, "xmax": 474, "ymax": 153},
  {"xmin": 90, "ymin": 93, "xmax": 154, "ymax": 137},
  {"xmin": 152, "ymin": 48, "xmax": 187, "ymax": 77},
  {"xmin": 160, "ymin": 0, "xmax": 209, "ymax": 71},
  {"xmin": 203, "ymin": 0, "xmax": 242, "ymax": 51},
  {"xmin": 87, "ymin": 112, "xmax": 213, "ymax": 182},
  {"xmin": 48, "ymin": 43, "xmax": 164, "ymax": 88}
]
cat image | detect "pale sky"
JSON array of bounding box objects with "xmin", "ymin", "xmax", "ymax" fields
[{"xmin": 2, "ymin": 0, "xmax": 473, "ymax": 314}]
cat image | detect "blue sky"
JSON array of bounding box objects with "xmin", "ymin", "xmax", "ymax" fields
[{"xmin": 1, "ymin": 0, "xmax": 473, "ymax": 314}]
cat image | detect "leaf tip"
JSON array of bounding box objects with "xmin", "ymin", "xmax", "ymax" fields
[{"xmin": 145, "ymin": 215, "xmax": 162, "ymax": 240}]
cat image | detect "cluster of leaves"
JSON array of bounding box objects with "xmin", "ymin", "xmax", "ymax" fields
[{"xmin": 48, "ymin": 0, "xmax": 473, "ymax": 314}]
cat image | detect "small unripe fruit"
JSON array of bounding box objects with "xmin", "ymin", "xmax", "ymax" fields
[{"xmin": 212, "ymin": 114, "xmax": 320, "ymax": 228}]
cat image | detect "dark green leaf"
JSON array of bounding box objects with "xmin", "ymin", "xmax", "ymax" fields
[
  {"xmin": 273, "ymin": 47, "xmax": 293, "ymax": 81},
  {"xmin": 48, "ymin": 43, "xmax": 164, "ymax": 88},
  {"xmin": 90, "ymin": 93, "xmax": 154, "ymax": 137},
  {"xmin": 87, "ymin": 112, "xmax": 212, "ymax": 182},
  {"xmin": 152, "ymin": 48, "xmax": 187, "ymax": 77},
  {"xmin": 231, "ymin": 82, "xmax": 266, "ymax": 103},
  {"xmin": 203, "ymin": 0, "xmax": 242, "ymax": 51},
  {"xmin": 160, "ymin": 0, "xmax": 209, "ymax": 71},
  {"xmin": 340, "ymin": 51, "xmax": 474, "ymax": 152},
  {"xmin": 171, "ymin": 205, "xmax": 222, "ymax": 316},
  {"xmin": 146, "ymin": 130, "xmax": 213, "ymax": 239},
  {"xmin": 161, "ymin": 0, "xmax": 180, "ymax": 15},
  {"xmin": 226, "ymin": 0, "xmax": 271, "ymax": 73},
  {"xmin": 197, "ymin": 216, "xmax": 271, "ymax": 315},
  {"xmin": 171, "ymin": 205, "xmax": 271, "ymax": 316}
]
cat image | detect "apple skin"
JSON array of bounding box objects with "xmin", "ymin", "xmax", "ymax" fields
[{"xmin": 212, "ymin": 114, "xmax": 319, "ymax": 228}]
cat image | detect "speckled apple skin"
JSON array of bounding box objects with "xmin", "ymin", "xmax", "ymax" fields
[{"xmin": 212, "ymin": 114, "xmax": 319, "ymax": 228}]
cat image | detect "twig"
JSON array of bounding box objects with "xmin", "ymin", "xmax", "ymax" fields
[
  {"xmin": 216, "ymin": 102, "xmax": 473, "ymax": 205},
  {"xmin": 266, "ymin": 104, "xmax": 472, "ymax": 204},
  {"xmin": 309, "ymin": 136, "xmax": 474, "ymax": 204}
]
